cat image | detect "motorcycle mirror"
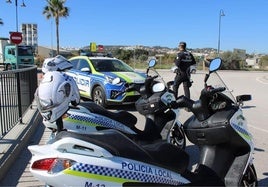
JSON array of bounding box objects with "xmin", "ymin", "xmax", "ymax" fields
[
  {"xmin": 148, "ymin": 59, "xmax": 156, "ymax": 68},
  {"xmin": 236, "ymin": 94, "xmax": 252, "ymax": 102},
  {"xmin": 205, "ymin": 58, "xmax": 222, "ymax": 85},
  {"xmin": 152, "ymin": 82, "xmax": 165, "ymax": 93},
  {"xmin": 209, "ymin": 58, "xmax": 222, "ymax": 73},
  {"xmin": 146, "ymin": 59, "xmax": 156, "ymax": 74},
  {"xmin": 112, "ymin": 77, "xmax": 120, "ymax": 85}
]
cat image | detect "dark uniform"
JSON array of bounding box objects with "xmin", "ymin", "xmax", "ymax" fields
[{"xmin": 173, "ymin": 42, "xmax": 196, "ymax": 99}]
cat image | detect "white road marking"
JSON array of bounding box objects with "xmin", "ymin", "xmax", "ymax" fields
[
  {"xmin": 256, "ymin": 76, "xmax": 268, "ymax": 84},
  {"xmin": 248, "ymin": 124, "xmax": 268, "ymax": 133}
]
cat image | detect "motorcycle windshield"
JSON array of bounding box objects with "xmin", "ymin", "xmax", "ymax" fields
[{"xmin": 206, "ymin": 71, "xmax": 237, "ymax": 104}]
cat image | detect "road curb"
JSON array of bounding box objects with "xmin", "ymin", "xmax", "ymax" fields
[{"xmin": 0, "ymin": 103, "xmax": 42, "ymax": 181}]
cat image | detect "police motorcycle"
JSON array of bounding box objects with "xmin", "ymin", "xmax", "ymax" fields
[
  {"xmin": 133, "ymin": 58, "xmax": 186, "ymax": 148},
  {"xmin": 28, "ymin": 58, "xmax": 257, "ymax": 186},
  {"xmin": 37, "ymin": 57, "xmax": 185, "ymax": 149}
]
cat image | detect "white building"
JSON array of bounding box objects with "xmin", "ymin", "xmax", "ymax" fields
[{"xmin": 21, "ymin": 23, "xmax": 38, "ymax": 53}]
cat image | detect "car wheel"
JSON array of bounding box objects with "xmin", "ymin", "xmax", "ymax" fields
[
  {"xmin": 191, "ymin": 69, "xmax": 196, "ymax": 74},
  {"xmin": 92, "ymin": 86, "xmax": 107, "ymax": 108}
]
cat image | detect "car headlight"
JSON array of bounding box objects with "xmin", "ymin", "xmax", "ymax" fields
[{"xmin": 105, "ymin": 76, "xmax": 121, "ymax": 85}]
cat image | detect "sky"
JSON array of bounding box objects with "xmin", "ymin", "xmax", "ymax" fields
[{"xmin": 0, "ymin": 0, "xmax": 268, "ymax": 54}]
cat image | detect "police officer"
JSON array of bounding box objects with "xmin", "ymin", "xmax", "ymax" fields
[{"xmin": 173, "ymin": 41, "xmax": 196, "ymax": 99}]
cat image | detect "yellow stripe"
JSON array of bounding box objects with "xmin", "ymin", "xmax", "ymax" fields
[
  {"xmin": 65, "ymin": 118, "xmax": 98, "ymax": 127},
  {"xmin": 63, "ymin": 169, "xmax": 137, "ymax": 183},
  {"xmin": 238, "ymin": 131, "xmax": 251, "ymax": 140},
  {"xmin": 80, "ymin": 91, "xmax": 90, "ymax": 98}
]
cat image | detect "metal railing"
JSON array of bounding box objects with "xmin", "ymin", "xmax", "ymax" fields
[{"xmin": 0, "ymin": 65, "xmax": 38, "ymax": 138}]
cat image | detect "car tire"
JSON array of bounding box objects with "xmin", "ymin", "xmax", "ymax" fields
[
  {"xmin": 191, "ymin": 69, "xmax": 196, "ymax": 74},
  {"xmin": 92, "ymin": 86, "xmax": 107, "ymax": 108}
]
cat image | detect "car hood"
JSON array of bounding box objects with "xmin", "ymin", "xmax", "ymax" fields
[{"xmin": 108, "ymin": 71, "xmax": 146, "ymax": 83}]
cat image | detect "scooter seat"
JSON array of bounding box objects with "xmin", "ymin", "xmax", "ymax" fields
[
  {"xmin": 79, "ymin": 101, "xmax": 137, "ymax": 127},
  {"xmin": 54, "ymin": 129, "xmax": 154, "ymax": 162},
  {"xmin": 54, "ymin": 129, "xmax": 189, "ymax": 173}
]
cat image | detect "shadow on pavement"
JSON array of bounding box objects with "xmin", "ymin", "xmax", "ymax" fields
[{"xmin": 0, "ymin": 124, "xmax": 45, "ymax": 186}]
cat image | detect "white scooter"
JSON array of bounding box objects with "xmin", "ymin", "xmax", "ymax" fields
[{"xmin": 29, "ymin": 58, "xmax": 257, "ymax": 186}]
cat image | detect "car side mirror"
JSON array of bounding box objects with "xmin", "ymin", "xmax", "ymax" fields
[{"xmin": 81, "ymin": 67, "xmax": 91, "ymax": 73}]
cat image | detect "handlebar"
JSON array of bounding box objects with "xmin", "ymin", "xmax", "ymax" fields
[
  {"xmin": 204, "ymin": 86, "xmax": 226, "ymax": 96},
  {"xmin": 170, "ymin": 86, "xmax": 226, "ymax": 121}
]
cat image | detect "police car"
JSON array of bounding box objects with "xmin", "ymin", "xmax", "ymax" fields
[{"xmin": 66, "ymin": 54, "xmax": 146, "ymax": 107}]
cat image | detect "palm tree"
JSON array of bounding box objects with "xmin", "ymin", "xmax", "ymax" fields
[{"xmin": 43, "ymin": 0, "xmax": 69, "ymax": 55}]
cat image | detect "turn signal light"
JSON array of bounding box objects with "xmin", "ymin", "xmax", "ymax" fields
[{"xmin": 31, "ymin": 158, "xmax": 76, "ymax": 174}]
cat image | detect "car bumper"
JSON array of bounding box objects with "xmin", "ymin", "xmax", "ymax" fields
[{"xmin": 106, "ymin": 94, "xmax": 141, "ymax": 105}]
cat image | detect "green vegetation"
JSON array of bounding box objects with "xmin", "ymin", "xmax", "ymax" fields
[
  {"xmin": 259, "ymin": 55, "xmax": 268, "ymax": 69},
  {"xmin": 43, "ymin": 0, "xmax": 69, "ymax": 55},
  {"xmin": 105, "ymin": 48, "xmax": 267, "ymax": 71}
]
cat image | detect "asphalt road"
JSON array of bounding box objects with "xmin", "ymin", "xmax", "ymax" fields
[{"xmin": 1, "ymin": 70, "xmax": 268, "ymax": 186}]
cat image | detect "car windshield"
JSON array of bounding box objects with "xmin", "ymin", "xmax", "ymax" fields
[
  {"xmin": 18, "ymin": 46, "xmax": 33, "ymax": 56},
  {"xmin": 91, "ymin": 59, "xmax": 134, "ymax": 72}
]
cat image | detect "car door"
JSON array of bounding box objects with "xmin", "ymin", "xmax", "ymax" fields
[
  {"xmin": 77, "ymin": 59, "xmax": 92, "ymax": 97},
  {"xmin": 68, "ymin": 58, "xmax": 92, "ymax": 98}
]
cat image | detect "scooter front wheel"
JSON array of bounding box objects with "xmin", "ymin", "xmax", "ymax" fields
[
  {"xmin": 240, "ymin": 164, "xmax": 258, "ymax": 187},
  {"xmin": 169, "ymin": 125, "xmax": 186, "ymax": 150}
]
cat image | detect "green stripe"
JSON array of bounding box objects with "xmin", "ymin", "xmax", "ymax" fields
[
  {"xmin": 80, "ymin": 91, "xmax": 90, "ymax": 98},
  {"xmin": 94, "ymin": 72, "xmax": 104, "ymax": 76},
  {"xmin": 65, "ymin": 118, "xmax": 98, "ymax": 127},
  {"xmin": 63, "ymin": 169, "xmax": 137, "ymax": 183},
  {"xmin": 114, "ymin": 72, "xmax": 132, "ymax": 82},
  {"xmin": 238, "ymin": 131, "xmax": 252, "ymax": 140}
]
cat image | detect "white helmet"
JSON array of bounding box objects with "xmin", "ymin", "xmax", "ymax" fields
[
  {"xmin": 35, "ymin": 71, "xmax": 80, "ymax": 122},
  {"xmin": 42, "ymin": 55, "xmax": 73, "ymax": 73}
]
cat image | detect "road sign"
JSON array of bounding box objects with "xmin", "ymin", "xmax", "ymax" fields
[
  {"xmin": 10, "ymin": 32, "xmax": 22, "ymax": 44},
  {"xmin": 90, "ymin": 42, "xmax": 97, "ymax": 52}
]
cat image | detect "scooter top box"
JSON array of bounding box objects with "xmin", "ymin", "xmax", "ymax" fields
[
  {"xmin": 135, "ymin": 92, "xmax": 165, "ymax": 116},
  {"xmin": 184, "ymin": 109, "xmax": 236, "ymax": 145}
]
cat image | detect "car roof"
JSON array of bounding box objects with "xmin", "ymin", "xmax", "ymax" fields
[
  {"xmin": 88, "ymin": 56, "xmax": 116, "ymax": 60},
  {"xmin": 70, "ymin": 56, "xmax": 116, "ymax": 60}
]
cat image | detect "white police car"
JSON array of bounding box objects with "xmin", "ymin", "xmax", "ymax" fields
[{"xmin": 66, "ymin": 54, "xmax": 146, "ymax": 108}]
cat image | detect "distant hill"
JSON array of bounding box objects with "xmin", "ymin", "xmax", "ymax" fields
[{"xmin": 80, "ymin": 45, "xmax": 217, "ymax": 54}]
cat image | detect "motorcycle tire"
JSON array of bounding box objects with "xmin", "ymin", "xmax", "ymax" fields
[
  {"xmin": 169, "ymin": 125, "xmax": 186, "ymax": 150},
  {"xmin": 240, "ymin": 164, "xmax": 258, "ymax": 187}
]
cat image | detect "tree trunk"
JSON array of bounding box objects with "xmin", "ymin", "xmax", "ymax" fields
[{"xmin": 56, "ymin": 16, "xmax": 60, "ymax": 55}]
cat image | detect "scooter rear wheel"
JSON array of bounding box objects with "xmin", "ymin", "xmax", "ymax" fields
[{"xmin": 240, "ymin": 164, "xmax": 258, "ymax": 187}]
